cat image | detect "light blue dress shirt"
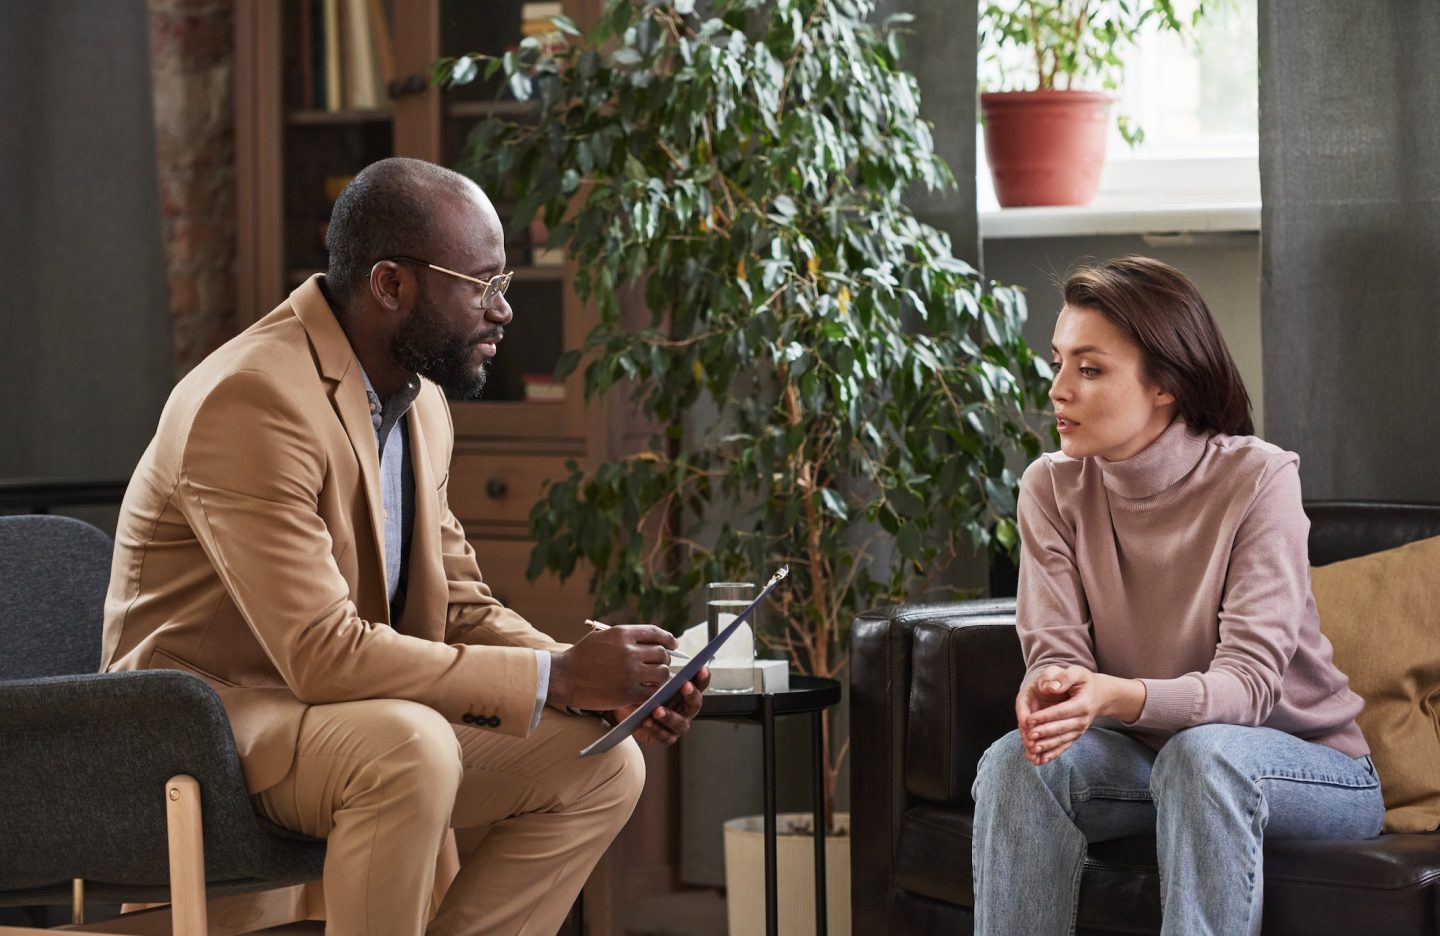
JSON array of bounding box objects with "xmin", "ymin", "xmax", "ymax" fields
[{"xmin": 358, "ymin": 364, "xmax": 548, "ymax": 730}]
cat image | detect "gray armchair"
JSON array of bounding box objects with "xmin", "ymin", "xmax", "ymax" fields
[{"xmin": 0, "ymin": 514, "xmax": 325, "ymax": 934}]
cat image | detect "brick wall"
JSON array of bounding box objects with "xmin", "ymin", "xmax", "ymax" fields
[{"xmin": 149, "ymin": 0, "xmax": 237, "ymax": 378}]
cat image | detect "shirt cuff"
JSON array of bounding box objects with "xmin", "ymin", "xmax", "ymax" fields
[{"xmin": 531, "ymin": 649, "xmax": 550, "ymax": 732}]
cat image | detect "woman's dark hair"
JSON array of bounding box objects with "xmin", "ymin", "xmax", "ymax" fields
[{"xmin": 1063, "ymin": 256, "xmax": 1254, "ymax": 436}]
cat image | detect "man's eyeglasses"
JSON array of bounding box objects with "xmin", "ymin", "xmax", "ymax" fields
[{"xmin": 387, "ymin": 256, "xmax": 513, "ymax": 308}]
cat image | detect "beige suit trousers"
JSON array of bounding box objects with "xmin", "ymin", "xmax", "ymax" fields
[{"xmin": 253, "ymin": 698, "xmax": 644, "ymax": 936}]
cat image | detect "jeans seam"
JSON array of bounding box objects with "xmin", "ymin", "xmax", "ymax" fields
[
  {"xmin": 1071, "ymin": 786, "xmax": 1154, "ymax": 804},
  {"xmin": 1249, "ymin": 770, "xmax": 1378, "ymax": 790}
]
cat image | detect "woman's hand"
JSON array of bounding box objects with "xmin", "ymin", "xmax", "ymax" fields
[{"xmin": 1015, "ymin": 666, "xmax": 1147, "ymax": 765}]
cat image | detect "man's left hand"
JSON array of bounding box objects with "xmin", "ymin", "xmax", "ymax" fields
[{"xmin": 612, "ymin": 665, "xmax": 710, "ymax": 746}]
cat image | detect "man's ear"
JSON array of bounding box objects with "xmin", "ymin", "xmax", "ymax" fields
[{"xmin": 369, "ymin": 260, "xmax": 405, "ymax": 312}]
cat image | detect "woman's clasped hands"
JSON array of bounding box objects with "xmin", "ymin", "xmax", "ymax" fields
[{"xmin": 1015, "ymin": 665, "xmax": 1148, "ymax": 766}]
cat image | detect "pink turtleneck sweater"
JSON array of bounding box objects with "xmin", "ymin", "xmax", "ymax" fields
[{"xmin": 1016, "ymin": 418, "xmax": 1368, "ymax": 757}]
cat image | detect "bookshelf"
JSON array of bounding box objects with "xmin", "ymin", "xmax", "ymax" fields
[
  {"xmin": 236, "ymin": 7, "xmax": 679, "ymax": 927},
  {"xmin": 235, "ymin": 0, "xmax": 606, "ymax": 624},
  {"xmin": 233, "ymin": 5, "xmax": 677, "ymax": 933}
]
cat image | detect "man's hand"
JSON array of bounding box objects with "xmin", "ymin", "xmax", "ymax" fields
[
  {"xmin": 1016, "ymin": 665, "xmax": 1146, "ymax": 765},
  {"xmin": 614, "ymin": 665, "xmax": 711, "ymax": 746},
  {"xmin": 548, "ymin": 624, "xmax": 676, "ymax": 712}
]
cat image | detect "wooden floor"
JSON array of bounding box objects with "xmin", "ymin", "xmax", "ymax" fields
[
  {"xmin": 0, "ymin": 888, "xmax": 729, "ymax": 936},
  {"xmin": 243, "ymin": 889, "xmax": 729, "ymax": 935}
]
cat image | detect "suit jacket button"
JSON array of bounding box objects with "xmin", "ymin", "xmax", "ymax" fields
[
  {"xmin": 488, "ymin": 716, "xmax": 501, "ymax": 728},
  {"xmin": 462, "ymin": 713, "xmax": 475, "ymax": 724}
]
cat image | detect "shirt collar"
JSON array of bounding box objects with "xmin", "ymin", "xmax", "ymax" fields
[
  {"xmin": 356, "ymin": 361, "xmax": 422, "ymax": 433},
  {"xmin": 1096, "ymin": 417, "xmax": 1208, "ymax": 500}
]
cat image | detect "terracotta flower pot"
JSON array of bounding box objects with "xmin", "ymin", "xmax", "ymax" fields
[{"xmin": 980, "ymin": 90, "xmax": 1113, "ymax": 207}]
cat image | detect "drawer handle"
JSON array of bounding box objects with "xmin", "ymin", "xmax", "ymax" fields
[{"xmin": 485, "ymin": 478, "xmax": 508, "ymax": 499}]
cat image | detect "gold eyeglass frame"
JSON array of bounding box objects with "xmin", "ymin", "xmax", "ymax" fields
[{"xmin": 386, "ymin": 255, "xmax": 513, "ymax": 307}]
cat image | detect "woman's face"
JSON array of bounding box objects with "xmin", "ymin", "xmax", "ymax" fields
[{"xmin": 1049, "ymin": 304, "xmax": 1177, "ymax": 461}]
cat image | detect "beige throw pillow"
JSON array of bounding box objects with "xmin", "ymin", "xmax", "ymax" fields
[{"xmin": 1311, "ymin": 534, "xmax": 1440, "ymax": 834}]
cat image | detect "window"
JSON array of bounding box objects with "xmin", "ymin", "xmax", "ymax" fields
[{"xmin": 977, "ymin": 0, "xmax": 1260, "ymax": 231}]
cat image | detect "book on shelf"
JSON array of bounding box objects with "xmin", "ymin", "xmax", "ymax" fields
[
  {"xmin": 522, "ymin": 375, "xmax": 567, "ymax": 402},
  {"xmin": 529, "ymin": 215, "xmax": 566, "ymax": 268},
  {"xmin": 521, "ymin": 1, "xmax": 567, "ymax": 55},
  {"xmin": 304, "ymin": 0, "xmax": 396, "ymax": 113}
]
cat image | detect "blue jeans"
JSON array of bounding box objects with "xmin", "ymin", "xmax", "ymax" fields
[{"xmin": 970, "ymin": 724, "xmax": 1384, "ymax": 936}]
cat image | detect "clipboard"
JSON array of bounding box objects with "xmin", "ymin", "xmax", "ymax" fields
[{"xmin": 579, "ymin": 565, "xmax": 789, "ymax": 757}]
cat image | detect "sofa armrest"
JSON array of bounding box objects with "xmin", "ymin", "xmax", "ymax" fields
[
  {"xmin": 905, "ymin": 614, "xmax": 1026, "ymax": 804},
  {"xmin": 850, "ymin": 598, "xmax": 1018, "ymax": 932}
]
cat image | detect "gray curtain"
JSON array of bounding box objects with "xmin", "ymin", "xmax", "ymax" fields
[
  {"xmin": 1260, "ymin": 1, "xmax": 1440, "ymax": 501},
  {"xmin": 0, "ymin": 1, "xmax": 172, "ymax": 485}
]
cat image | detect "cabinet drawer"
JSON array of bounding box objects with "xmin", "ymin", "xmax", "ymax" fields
[
  {"xmin": 471, "ymin": 538, "xmax": 593, "ymax": 644},
  {"xmin": 448, "ymin": 455, "xmax": 573, "ymax": 527}
]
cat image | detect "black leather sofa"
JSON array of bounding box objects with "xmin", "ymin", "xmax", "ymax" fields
[{"xmin": 850, "ymin": 501, "xmax": 1440, "ymax": 935}]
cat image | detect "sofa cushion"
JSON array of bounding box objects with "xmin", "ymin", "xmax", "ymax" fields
[
  {"xmin": 901, "ymin": 803, "xmax": 1440, "ymax": 936},
  {"xmin": 1312, "ymin": 534, "xmax": 1440, "ymax": 833}
]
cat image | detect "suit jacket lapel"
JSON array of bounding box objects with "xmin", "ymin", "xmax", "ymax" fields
[
  {"xmin": 396, "ymin": 389, "xmax": 446, "ymax": 640},
  {"xmin": 291, "ymin": 276, "xmax": 390, "ymax": 625}
]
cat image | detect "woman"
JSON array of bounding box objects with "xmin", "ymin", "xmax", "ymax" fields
[{"xmin": 971, "ymin": 257, "xmax": 1382, "ymax": 935}]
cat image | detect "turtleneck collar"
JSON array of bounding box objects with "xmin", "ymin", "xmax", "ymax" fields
[{"xmin": 1097, "ymin": 418, "xmax": 1209, "ymax": 500}]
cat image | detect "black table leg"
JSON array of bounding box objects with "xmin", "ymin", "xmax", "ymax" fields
[
  {"xmin": 813, "ymin": 708, "xmax": 827, "ymax": 935},
  {"xmin": 762, "ymin": 692, "xmax": 778, "ymax": 936}
]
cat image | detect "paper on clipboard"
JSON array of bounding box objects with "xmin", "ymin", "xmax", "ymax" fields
[{"xmin": 578, "ymin": 565, "xmax": 789, "ymax": 758}]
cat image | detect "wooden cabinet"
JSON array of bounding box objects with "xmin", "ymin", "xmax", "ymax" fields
[
  {"xmin": 234, "ymin": 0, "xmax": 605, "ymax": 639},
  {"xmin": 232, "ymin": 8, "xmax": 677, "ymax": 932}
]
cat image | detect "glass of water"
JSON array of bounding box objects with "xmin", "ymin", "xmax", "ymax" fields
[{"xmin": 706, "ymin": 581, "xmax": 756, "ymax": 692}]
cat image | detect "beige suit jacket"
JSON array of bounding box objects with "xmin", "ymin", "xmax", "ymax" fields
[{"xmin": 102, "ymin": 276, "xmax": 566, "ymax": 794}]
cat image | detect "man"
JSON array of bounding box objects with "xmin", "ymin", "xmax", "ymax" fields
[{"xmin": 102, "ymin": 157, "xmax": 707, "ymax": 936}]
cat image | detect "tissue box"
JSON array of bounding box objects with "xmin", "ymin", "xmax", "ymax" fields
[
  {"xmin": 669, "ymin": 658, "xmax": 792, "ymax": 694},
  {"xmin": 751, "ymin": 659, "xmax": 789, "ymax": 693}
]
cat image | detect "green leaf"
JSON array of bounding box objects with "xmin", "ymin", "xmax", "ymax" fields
[
  {"xmin": 553, "ymin": 350, "xmax": 582, "ymax": 381},
  {"xmin": 995, "ymin": 517, "xmax": 1018, "ymax": 551},
  {"xmin": 449, "ymin": 55, "xmax": 477, "ymax": 86},
  {"xmin": 551, "ymin": 14, "xmax": 582, "ymax": 37},
  {"xmin": 896, "ymin": 521, "xmax": 920, "ymax": 559}
]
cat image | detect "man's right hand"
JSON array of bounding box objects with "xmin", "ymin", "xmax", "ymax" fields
[{"xmin": 547, "ymin": 624, "xmax": 677, "ymax": 711}]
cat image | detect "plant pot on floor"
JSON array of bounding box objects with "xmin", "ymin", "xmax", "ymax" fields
[
  {"xmin": 980, "ymin": 89, "xmax": 1112, "ymax": 207},
  {"xmin": 723, "ymin": 813, "xmax": 850, "ymax": 936}
]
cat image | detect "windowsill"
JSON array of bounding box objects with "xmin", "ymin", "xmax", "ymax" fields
[
  {"xmin": 980, "ymin": 199, "xmax": 1260, "ymax": 240},
  {"xmin": 976, "ymin": 153, "xmax": 1261, "ymax": 240}
]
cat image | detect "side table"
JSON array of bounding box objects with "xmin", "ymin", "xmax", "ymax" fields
[{"xmin": 695, "ymin": 674, "xmax": 842, "ymax": 936}]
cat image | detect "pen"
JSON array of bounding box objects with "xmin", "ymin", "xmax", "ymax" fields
[{"xmin": 585, "ymin": 619, "xmax": 691, "ymax": 661}]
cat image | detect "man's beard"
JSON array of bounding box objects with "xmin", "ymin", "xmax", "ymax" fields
[{"xmin": 389, "ymin": 282, "xmax": 497, "ymax": 400}]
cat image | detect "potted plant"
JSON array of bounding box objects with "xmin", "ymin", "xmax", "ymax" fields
[
  {"xmin": 978, "ymin": 0, "xmax": 1204, "ymax": 207},
  {"xmin": 437, "ymin": 0, "xmax": 1049, "ymax": 928}
]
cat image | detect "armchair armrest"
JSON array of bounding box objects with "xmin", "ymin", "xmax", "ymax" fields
[{"xmin": 0, "ymin": 669, "xmax": 315, "ymax": 895}]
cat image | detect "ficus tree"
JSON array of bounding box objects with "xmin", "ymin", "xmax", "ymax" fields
[{"xmin": 438, "ymin": 0, "xmax": 1050, "ymax": 832}]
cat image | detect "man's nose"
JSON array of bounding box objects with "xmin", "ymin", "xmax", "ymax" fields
[{"xmin": 487, "ymin": 294, "xmax": 513, "ymax": 326}]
